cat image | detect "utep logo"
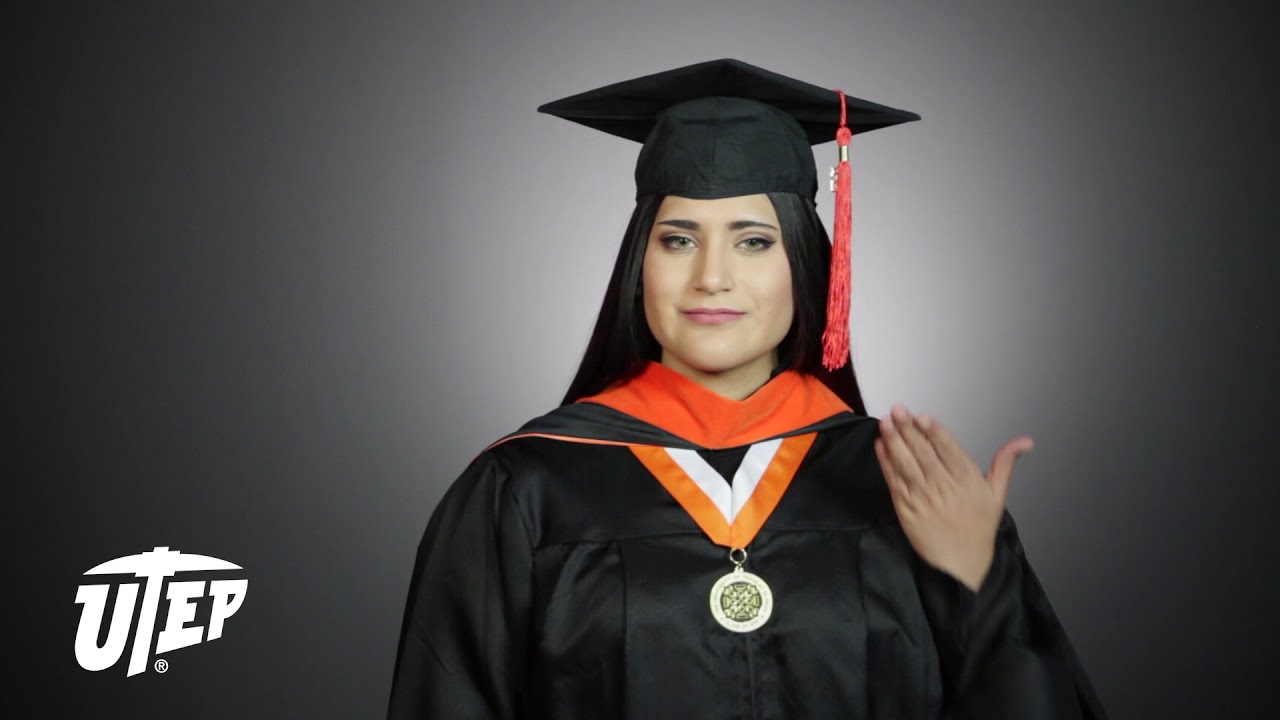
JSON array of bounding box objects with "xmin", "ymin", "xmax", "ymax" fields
[{"xmin": 73, "ymin": 546, "xmax": 248, "ymax": 676}]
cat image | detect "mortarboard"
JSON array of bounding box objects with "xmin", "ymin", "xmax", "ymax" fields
[{"xmin": 538, "ymin": 58, "xmax": 919, "ymax": 370}]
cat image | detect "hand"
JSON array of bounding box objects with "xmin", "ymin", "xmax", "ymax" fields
[{"xmin": 873, "ymin": 404, "xmax": 1033, "ymax": 593}]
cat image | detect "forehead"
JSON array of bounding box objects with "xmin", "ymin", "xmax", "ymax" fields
[{"xmin": 655, "ymin": 194, "xmax": 778, "ymax": 223}]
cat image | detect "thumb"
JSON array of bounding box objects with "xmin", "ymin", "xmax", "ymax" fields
[{"xmin": 987, "ymin": 436, "xmax": 1034, "ymax": 507}]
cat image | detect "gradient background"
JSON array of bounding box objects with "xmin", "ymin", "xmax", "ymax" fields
[{"xmin": 12, "ymin": 1, "xmax": 1277, "ymax": 717}]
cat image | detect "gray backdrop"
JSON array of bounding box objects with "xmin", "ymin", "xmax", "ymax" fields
[{"xmin": 13, "ymin": 1, "xmax": 1277, "ymax": 717}]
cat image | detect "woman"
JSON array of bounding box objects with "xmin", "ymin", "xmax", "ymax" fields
[{"xmin": 388, "ymin": 59, "xmax": 1106, "ymax": 719}]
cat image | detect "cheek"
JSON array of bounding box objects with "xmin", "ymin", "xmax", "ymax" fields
[
  {"xmin": 641, "ymin": 262, "xmax": 656, "ymax": 303},
  {"xmin": 760, "ymin": 266, "xmax": 794, "ymax": 329},
  {"xmin": 642, "ymin": 252, "xmax": 682, "ymax": 306},
  {"xmin": 641, "ymin": 252, "xmax": 671, "ymax": 331},
  {"xmin": 769, "ymin": 292, "xmax": 795, "ymax": 337}
]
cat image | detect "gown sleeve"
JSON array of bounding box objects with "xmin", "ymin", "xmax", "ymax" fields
[
  {"xmin": 387, "ymin": 450, "xmax": 534, "ymax": 720},
  {"xmin": 915, "ymin": 511, "xmax": 1109, "ymax": 720}
]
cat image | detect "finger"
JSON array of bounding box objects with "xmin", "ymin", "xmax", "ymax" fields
[
  {"xmin": 914, "ymin": 414, "xmax": 981, "ymax": 480},
  {"xmin": 987, "ymin": 436, "xmax": 1034, "ymax": 507},
  {"xmin": 892, "ymin": 405, "xmax": 949, "ymax": 488},
  {"xmin": 875, "ymin": 437, "xmax": 914, "ymax": 507},
  {"xmin": 879, "ymin": 413, "xmax": 927, "ymax": 494},
  {"xmin": 875, "ymin": 427, "xmax": 916, "ymax": 497}
]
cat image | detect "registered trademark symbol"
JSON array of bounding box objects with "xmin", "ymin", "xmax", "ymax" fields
[{"xmin": 155, "ymin": 658, "xmax": 169, "ymax": 673}]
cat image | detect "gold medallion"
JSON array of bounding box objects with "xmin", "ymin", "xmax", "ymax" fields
[{"xmin": 709, "ymin": 550, "xmax": 773, "ymax": 632}]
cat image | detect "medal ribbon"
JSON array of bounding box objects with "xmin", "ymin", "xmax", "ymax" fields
[{"xmin": 629, "ymin": 432, "xmax": 817, "ymax": 548}]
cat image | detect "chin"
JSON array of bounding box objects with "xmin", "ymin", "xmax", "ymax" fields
[{"xmin": 667, "ymin": 348, "xmax": 774, "ymax": 377}]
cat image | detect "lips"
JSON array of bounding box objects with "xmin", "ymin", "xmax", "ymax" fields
[{"xmin": 684, "ymin": 308, "xmax": 745, "ymax": 325}]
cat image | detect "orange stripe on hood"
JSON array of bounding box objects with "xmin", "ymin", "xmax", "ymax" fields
[
  {"xmin": 630, "ymin": 432, "xmax": 817, "ymax": 548},
  {"xmin": 577, "ymin": 361, "xmax": 851, "ymax": 449}
]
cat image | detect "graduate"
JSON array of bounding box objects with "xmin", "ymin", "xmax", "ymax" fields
[{"xmin": 388, "ymin": 58, "xmax": 1107, "ymax": 719}]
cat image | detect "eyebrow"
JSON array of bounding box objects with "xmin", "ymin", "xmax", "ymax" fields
[{"xmin": 656, "ymin": 219, "xmax": 779, "ymax": 231}]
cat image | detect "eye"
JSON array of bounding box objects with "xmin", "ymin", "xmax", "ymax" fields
[
  {"xmin": 739, "ymin": 236, "xmax": 776, "ymax": 251},
  {"xmin": 659, "ymin": 235, "xmax": 696, "ymax": 250}
]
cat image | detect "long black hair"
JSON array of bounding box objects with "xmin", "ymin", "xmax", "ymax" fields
[{"xmin": 560, "ymin": 192, "xmax": 866, "ymax": 414}]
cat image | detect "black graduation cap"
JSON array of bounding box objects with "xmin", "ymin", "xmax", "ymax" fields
[
  {"xmin": 536, "ymin": 57, "xmax": 919, "ymax": 201},
  {"xmin": 537, "ymin": 58, "xmax": 919, "ymax": 371}
]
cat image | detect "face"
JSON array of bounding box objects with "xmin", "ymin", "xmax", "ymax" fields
[{"xmin": 642, "ymin": 194, "xmax": 794, "ymax": 392}]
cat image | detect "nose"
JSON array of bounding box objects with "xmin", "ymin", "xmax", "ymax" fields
[{"xmin": 693, "ymin": 242, "xmax": 733, "ymax": 294}]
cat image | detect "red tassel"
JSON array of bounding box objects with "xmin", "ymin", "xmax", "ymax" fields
[{"xmin": 822, "ymin": 91, "xmax": 853, "ymax": 370}]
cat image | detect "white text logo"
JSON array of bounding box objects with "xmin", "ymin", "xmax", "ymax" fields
[{"xmin": 74, "ymin": 546, "xmax": 248, "ymax": 676}]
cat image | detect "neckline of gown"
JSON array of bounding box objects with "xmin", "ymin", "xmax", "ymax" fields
[{"xmin": 576, "ymin": 360, "xmax": 851, "ymax": 449}]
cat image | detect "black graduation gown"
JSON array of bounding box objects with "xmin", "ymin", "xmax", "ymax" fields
[{"xmin": 388, "ymin": 398, "xmax": 1106, "ymax": 719}]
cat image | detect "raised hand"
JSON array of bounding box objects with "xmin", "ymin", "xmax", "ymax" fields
[{"xmin": 873, "ymin": 404, "xmax": 1033, "ymax": 592}]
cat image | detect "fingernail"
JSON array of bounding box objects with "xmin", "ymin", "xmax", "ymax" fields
[{"xmin": 916, "ymin": 414, "xmax": 932, "ymax": 429}]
